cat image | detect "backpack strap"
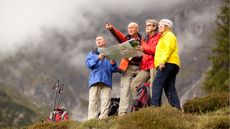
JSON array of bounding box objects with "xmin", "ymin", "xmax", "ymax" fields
[
  {"xmin": 49, "ymin": 111, "xmax": 56, "ymax": 120},
  {"xmin": 61, "ymin": 111, "xmax": 67, "ymax": 120}
]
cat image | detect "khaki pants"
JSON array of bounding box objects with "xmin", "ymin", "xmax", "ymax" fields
[
  {"xmin": 118, "ymin": 65, "xmax": 139, "ymax": 116},
  {"xmin": 131, "ymin": 69, "xmax": 156, "ymax": 98},
  {"xmin": 88, "ymin": 83, "xmax": 111, "ymax": 120}
]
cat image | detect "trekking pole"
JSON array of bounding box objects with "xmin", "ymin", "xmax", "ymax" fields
[
  {"xmin": 52, "ymin": 80, "xmax": 60, "ymax": 122},
  {"xmin": 56, "ymin": 84, "xmax": 64, "ymax": 108}
]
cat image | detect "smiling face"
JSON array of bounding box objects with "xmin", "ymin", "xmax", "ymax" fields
[
  {"xmin": 127, "ymin": 22, "xmax": 139, "ymax": 36},
  {"xmin": 95, "ymin": 36, "xmax": 106, "ymax": 48}
]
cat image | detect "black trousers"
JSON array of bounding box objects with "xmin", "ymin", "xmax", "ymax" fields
[{"xmin": 151, "ymin": 63, "xmax": 181, "ymax": 109}]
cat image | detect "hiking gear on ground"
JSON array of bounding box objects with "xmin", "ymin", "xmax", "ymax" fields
[
  {"xmin": 131, "ymin": 83, "xmax": 151, "ymax": 111},
  {"xmin": 47, "ymin": 108, "xmax": 69, "ymax": 122},
  {"xmin": 108, "ymin": 98, "xmax": 120, "ymax": 116},
  {"xmin": 51, "ymin": 80, "xmax": 65, "ymax": 122},
  {"xmin": 97, "ymin": 97, "xmax": 120, "ymax": 117}
]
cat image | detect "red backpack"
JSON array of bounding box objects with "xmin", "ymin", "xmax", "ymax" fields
[
  {"xmin": 47, "ymin": 107, "xmax": 69, "ymax": 122},
  {"xmin": 131, "ymin": 83, "xmax": 151, "ymax": 112}
]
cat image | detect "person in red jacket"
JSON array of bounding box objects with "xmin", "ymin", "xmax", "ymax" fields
[
  {"xmin": 131, "ymin": 19, "xmax": 161, "ymax": 98},
  {"xmin": 106, "ymin": 22, "xmax": 142, "ymax": 116},
  {"xmin": 47, "ymin": 106, "xmax": 69, "ymax": 122}
]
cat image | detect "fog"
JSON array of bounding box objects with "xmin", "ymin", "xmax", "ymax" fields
[{"xmin": 0, "ymin": 0, "xmax": 188, "ymax": 53}]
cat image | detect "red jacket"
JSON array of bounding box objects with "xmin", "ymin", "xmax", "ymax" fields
[
  {"xmin": 140, "ymin": 33, "xmax": 161, "ymax": 70},
  {"xmin": 109, "ymin": 26, "xmax": 142, "ymax": 71}
]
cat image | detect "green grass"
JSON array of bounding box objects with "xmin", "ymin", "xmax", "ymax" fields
[
  {"xmin": 194, "ymin": 107, "xmax": 229, "ymax": 129},
  {"xmin": 28, "ymin": 91, "xmax": 230, "ymax": 129},
  {"xmin": 28, "ymin": 106, "xmax": 229, "ymax": 129},
  {"xmin": 183, "ymin": 92, "xmax": 229, "ymax": 114}
]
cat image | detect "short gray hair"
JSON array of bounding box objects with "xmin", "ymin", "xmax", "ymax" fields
[
  {"xmin": 146, "ymin": 19, "xmax": 158, "ymax": 31},
  {"xmin": 146, "ymin": 19, "xmax": 158, "ymax": 27}
]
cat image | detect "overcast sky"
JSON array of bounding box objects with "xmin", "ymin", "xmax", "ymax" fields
[{"xmin": 0, "ymin": 0, "xmax": 189, "ymax": 53}]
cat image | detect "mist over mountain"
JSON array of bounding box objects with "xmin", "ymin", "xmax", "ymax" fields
[{"xmin": 0, "ymin": 0, "xmax": 223, "ymax": 122}]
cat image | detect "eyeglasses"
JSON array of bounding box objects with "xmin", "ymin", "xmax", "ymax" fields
[{"xmin": 145, "ymin": 24, "xmax": 154, "ymax": 27}]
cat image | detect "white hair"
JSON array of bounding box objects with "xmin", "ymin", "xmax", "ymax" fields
[
  {"xmin": 128, "ymin": 22, "xmax": 139, "ymax": 29},
  {"xmin": 159, "ymin": 19, "xmax": 173, "ymax": 29}
]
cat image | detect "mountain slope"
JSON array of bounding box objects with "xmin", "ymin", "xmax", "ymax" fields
[{"xmin": 0, "ymin": 83, "xmax": 38, "ymax": 128}]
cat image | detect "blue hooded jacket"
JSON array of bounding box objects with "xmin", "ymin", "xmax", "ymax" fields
[{"xmin": 86, "ymin": 48, "xmax": 118, "ymax": 88}]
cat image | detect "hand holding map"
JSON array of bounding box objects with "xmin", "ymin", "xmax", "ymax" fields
[{"xmin": 98, "ymin": 39, "xmax": 143, "ymax": 61}]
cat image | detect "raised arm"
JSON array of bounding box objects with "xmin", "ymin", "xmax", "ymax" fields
[{"xmin": 105, "ymin": 23, "xmax": 126, "ymax": 43}]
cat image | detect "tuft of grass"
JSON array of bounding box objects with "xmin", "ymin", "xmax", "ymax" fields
[
  {"xmin": 115, "ymin": 106, "xmax": 192, "ymax": 129},
  {"xmin": 75, "ymin": 106, "xmax": 195, "ymax": 129},
  {"xmin": 194, "ymin": 107, "xmax": 230, "ymax": 129},
  {"xmin": 183, "ymin": 92, "xmax": 229, "ymax": 114},
  {"xmin": 77, "ymin": 116, "xmax": 118, "ymax": 129},
  {"xmin": 28, "ymin": 120, "xmax": 76, "ymax": 129}
]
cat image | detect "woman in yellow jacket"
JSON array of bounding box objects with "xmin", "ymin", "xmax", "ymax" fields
[{"xmin": 151, "ymin": 19, "xmax": 181, "ymax": 110}]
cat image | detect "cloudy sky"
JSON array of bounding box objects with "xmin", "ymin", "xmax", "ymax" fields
[
  {"xmin": 0, "ymin": 0, "xmax": 221, "ymax": 68},
  {"xmin": 0, "ymin": 0, "xmax": 189, "ymax": 53}
]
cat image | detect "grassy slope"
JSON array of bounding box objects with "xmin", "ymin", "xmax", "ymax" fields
[
  {"xmin": 29, "ymin": 106, "xmax": 229, "ymax": 129},
  {"xmin": 29, "ymin": 92, "xmax": 229, "ymax": 129}
]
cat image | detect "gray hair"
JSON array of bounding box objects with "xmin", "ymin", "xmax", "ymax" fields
[{"xmin": 146, "ymin": 19, "xmax": 158, "ymax": 31}]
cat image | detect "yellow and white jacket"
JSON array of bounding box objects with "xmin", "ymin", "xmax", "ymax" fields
[{"xmin": 154, "ymin": 30, "xmax": 180, "ymax": 68}]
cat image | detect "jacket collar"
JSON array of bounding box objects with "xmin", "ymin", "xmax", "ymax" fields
[
  {"xmin": 161, "ymin": 30, "xmax": 170, "ymax": 37},
  {"xmin": 92, "ymin": 48, "xmax": 100, "ymax": 55},
  {"xmin": 144, "ymin": 32, "xmax": 159, "ymax": 42},
  {"xmin": 125, "ymin": 32, "xmax": 142, "ymax": 42}
]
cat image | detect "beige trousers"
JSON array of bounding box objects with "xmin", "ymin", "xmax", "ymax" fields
[
  {"xmin": 131, "ymin": 68, "xmax": 156, "ymax": 98},
  {"xmin": 118, "ymin": 65, "xmax": 139, "ymax": 115},
  {"xmin": 88, "ymin": 83, "xmax": 111, "ymax": 120}
]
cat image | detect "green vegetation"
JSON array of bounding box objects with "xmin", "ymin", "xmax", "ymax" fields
[
  {"xmin": 203, "ymin": 0, "xmax": 229, "ymax": 93},
  {"xmin": 195, "ymin": 107, "xmax": 229, "ymax": 129},
  {"xmin": 0, "ymin": 84, "xmax": 38, "ymax": 128},
  {"xmin": 28, "ymin": 83, "xmax": 230, "ymax": 129},
  {"xmin": 183, "ymin": 92, "xmax": 229, "ymax": 114},
  {"xmin": 28, "ymin": 121, "xmax": 75, "ymax": 129},
  {"xmin": 28, "ymin": 106, "xmax": 229, "ymax": 129}
]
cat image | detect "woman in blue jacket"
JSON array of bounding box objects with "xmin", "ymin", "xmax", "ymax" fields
[{"xmin": 86, "ymin": 36, "xmax": 118, "ymax": 119}]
